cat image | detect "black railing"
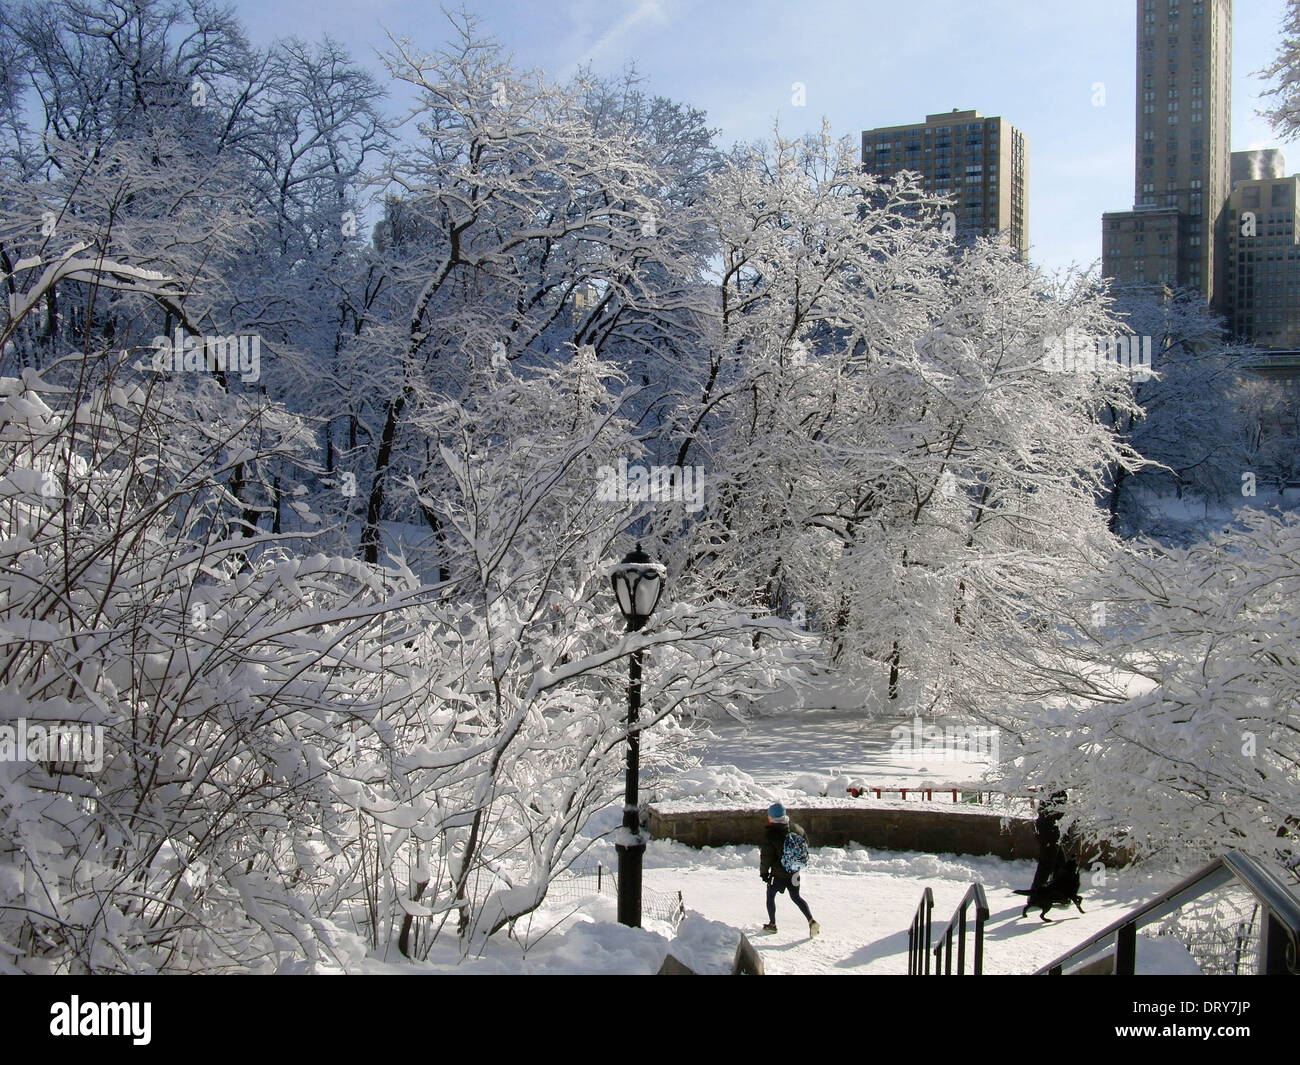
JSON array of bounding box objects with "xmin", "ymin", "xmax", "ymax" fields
[
  {"xmin": 1037, "ymin": 851, "xmax": 1300, "ymax": 976},
  {"xmin": 935, "ymin": 883, "xmax": 990, "ymax": 975},
  {"xmin": 908, "ymin": 887, "xmax": 934, "ymax": 974},
  {"xmin": 907, "ymin": 883, "xmax": 989, "ymax": 974}
]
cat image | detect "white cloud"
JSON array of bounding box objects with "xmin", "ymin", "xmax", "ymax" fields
[{"xmin": 562, "ymin": 0, "xmax": 671, "ymax": 79}]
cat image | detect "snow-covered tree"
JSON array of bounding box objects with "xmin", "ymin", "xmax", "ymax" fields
[
  {"xmin": 353, "ymin": 14, "xmax": 712, "ymax": 566},
  {"xmin": 0, "ymin": 0, "xmax": 267, "ymax": 371},
  {"xmin": 662, "ymin": 128, "xmax": 1142, "ymax": 710},
  {"xmin": 0, "ymin": 339, "xmax": 798, "ymax": 971},
  {"xmin": 0, "ymin": 7, "xmax": 802, "ymax": 967},
  {"xmin": 994, "ymin": 510, "xmax": 1300, "ymax": 868},
  {"xmin": 1235, "ymin": 375, "xmax": 1300, "ymax": 497},
  {"xmin": 1262, "ymin": 0, "xmax": 1300, "ymax": 140},
  {"xmin": 368, "ymin": 352, "xmax": 802, "ymax": 953},
  {"xmin": 0, "ymin": 202, "xmax": 796, "ymax": 970},
  {"xmin": 1101, "ymin": 285, "xmax": 1257, "ymax": 527}
]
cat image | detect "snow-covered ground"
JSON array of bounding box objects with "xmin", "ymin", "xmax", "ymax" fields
[
  {"xmin": 678, "ymin": 705, "xmax": 1001, "ymax": 794},
  {"xmin": 640, "ymin": 838, "xmax": 1182, "ymax": 975},
  {"xmin": 1126, "ymin": 486, "xmax": 1300, "ymax": 546},
  {"xmin": 362, "ymin": 839, "xmax": 1183, "ymax": 975},
  {"xmin": 631, "ymin": 696, "xmax": 1205, "ymax": 973},
  {"xmin": 630, "ymin": 705, "xmax": 1183, "ymax": 974}
]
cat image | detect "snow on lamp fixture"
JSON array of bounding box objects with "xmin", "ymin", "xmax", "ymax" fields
[{"xmin": 611, "ymin": 544, "xmax": 664, "ymax": 630}]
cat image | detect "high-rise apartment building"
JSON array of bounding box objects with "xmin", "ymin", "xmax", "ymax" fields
[
  {"xmin": 1102, "ymin": 0, "xmax": 1233, "ymax": 310},
  {"xmin": 1226, "ymin": 150, "xmax": 1300, "ymax": 349},
  {"xmin": 861, "ymin": 109, "xmax": 1029, "ymax": 260}
]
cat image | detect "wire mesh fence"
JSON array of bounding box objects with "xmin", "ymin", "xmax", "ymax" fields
[
  {"xmin": 509, "ymin": 860, "xmax": 686, "ymax": 953},
  {"xmin": 1147, "ymin": 885, "xmax": 1263, "ymax": 975},
  {"xmin": 543, "ymin": 862, "xmax": 686, "ymax": 928}
]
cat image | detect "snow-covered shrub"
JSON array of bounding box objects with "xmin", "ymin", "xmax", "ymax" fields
[
  {"xmin": 0, "ymin": 345, "xmax": 796, "ymax": 971},
  {"xmin": 654, "ymin": 765, "xmax": 775, "ymax": 804},
  {"xmin": 0, "ymin": 355, "xmax": 384, "ymax": 971},
  {"xmin": 379, "ymin": 354, "xmax": 800, "ymax": 954}
]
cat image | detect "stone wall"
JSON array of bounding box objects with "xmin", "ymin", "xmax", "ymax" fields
[
  {"xmin": 647, "ymin": 804, "xmax": 1039, "ymax": 860},
  {"xmin": 647, "ymin": 803, "xmax": 1133, "ymax": 865}
]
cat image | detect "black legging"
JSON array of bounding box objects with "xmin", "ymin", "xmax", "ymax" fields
[{"xmin": 766, "ymin": 879, "xmax": 813, "ymax": 923}]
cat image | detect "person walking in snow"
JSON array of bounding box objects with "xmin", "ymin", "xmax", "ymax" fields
[
  {"xmin": 759, "ymin": 802, "xmax": 819, "ymax": 936},
  {"xmin": 1025, "ymin": 789, "xmax": 1068, "ymax": 893}
]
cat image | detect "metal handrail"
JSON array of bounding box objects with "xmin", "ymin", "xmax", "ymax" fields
[
  {"xmin": 908, "ymin": 887, "xmax": 934, "ymax": 974},
  {"xmin": 1037, "ymin": 851, "xmax": 1300, "ymax": 975},
  {"xmin": 908, "ymin": 883, "xmax": 989, "ymax": 974},
  {"xmin": 933, "ymin": 882, "xmax": 990, "ymax": 975}
]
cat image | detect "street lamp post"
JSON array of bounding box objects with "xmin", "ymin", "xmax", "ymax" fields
[{"xmin": 609, "ymin": 543, "xmax": 664, "ymax": 928}]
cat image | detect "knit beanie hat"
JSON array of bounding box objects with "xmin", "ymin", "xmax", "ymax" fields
[{"xmin": 767, "ymin": 802, "xmax": 789, "ymax": 823}]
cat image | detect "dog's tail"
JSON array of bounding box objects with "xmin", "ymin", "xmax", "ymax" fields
[{"xmin": 1012, "ymin": 889, "xmax": 1033, "ymax": 895}]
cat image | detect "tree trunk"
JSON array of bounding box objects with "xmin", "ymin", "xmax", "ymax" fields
[
  {"xmin": 1107, "ymin": 464, "xmax": 1128, "ymax": 534},
  {"xmin": 362, "ymin": 393, "xmax": 407, "ymax": 564}
]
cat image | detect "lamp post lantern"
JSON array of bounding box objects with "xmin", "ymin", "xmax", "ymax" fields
[{"xmin": 609, "ymin": 543, "xmax": 664, "ymax": 928}]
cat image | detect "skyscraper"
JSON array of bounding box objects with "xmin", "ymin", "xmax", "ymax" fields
[
  {"xmin": 1226, "ymin": 150, "xmax": 1300, "ymax": 349},
  {"xmin": 1102, "ymin": 0, "xmax": 1233, "ymax": 310},
  {"xmin": 861, "ymin": 109, "xmax": 1029, "ymax": 260}
]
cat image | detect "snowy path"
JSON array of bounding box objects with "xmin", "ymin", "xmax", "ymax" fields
[{"xmin": 641, "ymin": 839, "xmax": 1183, "ymax": 975}]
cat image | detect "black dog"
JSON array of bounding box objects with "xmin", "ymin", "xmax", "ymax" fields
[{"xmin": 1014, "ymin": 859, "xmax": 1085, "ymax": 922}]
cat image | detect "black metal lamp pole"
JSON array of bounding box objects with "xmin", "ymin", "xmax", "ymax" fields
[
  {"xmin": 620, "ymin": 618, "xmax": 645, "ymax": 928},
  {"xmin": 610, "ymin": 543, "xmax": 663, "ymax": 929}
]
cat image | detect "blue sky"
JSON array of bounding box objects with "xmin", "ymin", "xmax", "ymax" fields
[{"xmin": 230, "ymin": 0, "xmax": 1293, "ymax": 278}]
